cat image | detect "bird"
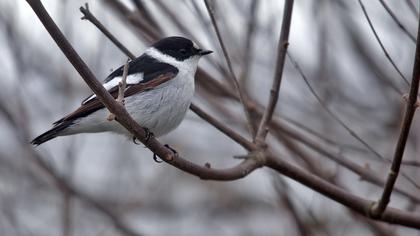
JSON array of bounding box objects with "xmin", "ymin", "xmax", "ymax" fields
[{"xmin": 31, "ymin": 36, "xmax": 213, "ymax": 146}]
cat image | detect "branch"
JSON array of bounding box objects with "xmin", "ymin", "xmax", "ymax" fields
[
  {"xmin": 203, "ymin": 0, "xmax": 257, "ymax": 137},
  {"xmin": 105, "ymin": 0, "xmax": 160, "ymax": 42},
  {"xmin": 405, "ymin": 0, "xmax": 419, "ymax": 19},
  {"xmin": 239, "ymin": 0, "xmax": 259, "ymax": 85},
  {"xmin": 269, "ymin": 118, "xmax": 420, "ymax": 203},
  {"xmin": 117, "ymin": 58, "xmax": 130, "ymax": 104},
  {"xmin": 254, "ymin": 0, "xmax": 294, "ymax": 144},
  {"xmin": 287, "ymin": 52, "xmax": 385, "ymax": 160},
  {"xmin": 80, "ymin": 3, "xmax": 135, "ymax": 59},
  {"xmin": 358, "ymin": 0, "xmax": 409, "ymax": 86},
  {"xmin": 265, "ymin": 154, "xmax": 420, "ymax": 229},
  {"xmin": 107, "ymin": 58, "xmax": 129, "ymax": 121},
  {"xmin": 26, "ymin": 0, "xmax": 420, "ymax": 229},
  {"xmin": 370, "ymin": 13, "xmax": 420, "ymax": 218},
  {"xmin": 287, "ymin": 52, "xmax": 420, "ymax": 190},
  {"xmin": 378, "ymin": 0, "xmax": 416, "ymax": 43}
]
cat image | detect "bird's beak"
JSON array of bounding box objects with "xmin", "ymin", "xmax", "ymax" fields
[{"xmin": 198, "ymin": 49, "xmax": 213, "ymax": 56}]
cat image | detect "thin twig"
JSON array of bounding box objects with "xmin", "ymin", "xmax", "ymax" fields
[
  {"xmin": 117, "ymin": 59, "xmax": 130, "ymax": 103},
  {"xmin": 358, "ymin": 0, "xmax": 409, "ymax": 85},
  {"xmin": 280, "ymin": 115, "xmax": 369, "ymax": 152},
  {"xmin": 273, "ymin": 177, "xmax": 314, "ymax": 236},
  {"xmin": 401, "ymin": 160, "xmax": 420, "ymax": 167},
  {"xmin": 130, "ymin": 0, "xmax": 162, "ymax": 34},
  {"xmin": 239, "ymin": 0, "xmax": 259, "ymax": 85},
  {"xmin": 80, "ymin": 3, "xmax": 135, "ymax": 59},
  {"xmin": 203, "ymin": 0, "xmax": 257, "ymax": 137},
  {"xmin": 107, "ymin": 58, "xmax": 130, "ymax": 121},
  {"xmin": 255, "ymin": 0, "xmax": 294, "ymax": 144},
  {"xmin": 405, "ymin": 0, "xmax": 419, "ymax": 19},
  {"xmin": 370, "ymin": 13, "xmax": 420, "ymax": 218},
  {"xmin": 378, "ymin": 0, "xmax": 416, "ymax": 43},
  {"xmin": 287, "ymin": 52, "xmax": 420, "ymax": 190},
  {"xmin": 287, "ymin": 52, "xmax": 385, "ymax": 160},
  {"xmin": 105, "ymin": 0, "xmax": 160, "ymax": 42}
]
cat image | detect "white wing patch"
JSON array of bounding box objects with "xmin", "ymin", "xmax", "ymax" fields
[{"xmin": 82, "ymin": 73, "xmax": 144, "ymax": 104}]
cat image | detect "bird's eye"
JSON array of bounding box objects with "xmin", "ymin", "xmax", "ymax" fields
[{"xmin": 179, "ymin": 49, "xmax": 187, "ymax": 54}]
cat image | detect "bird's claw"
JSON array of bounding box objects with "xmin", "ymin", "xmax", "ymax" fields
[
  {"xmin": 164, "ymin": 144, "xmax": 178, "ymax": 156},
  {"xmin": 131, "ymin": 127, "xmax": 154, "ymax": 145},
  {"xmin": 144, "ymin": 127, "xmax": 154, "ymax": 143},
  {"xmin": 153, "ymin": 154, "xmax": 163, "ymax": 163},
  {"xmin": 132, "ymin": 136, "xmax": 141, "ymax": 145}
]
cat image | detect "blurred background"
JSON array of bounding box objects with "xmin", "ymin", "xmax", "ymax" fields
[{"xmin": 1, "ymin": 0, "xmax": 420, "ymax": 235}]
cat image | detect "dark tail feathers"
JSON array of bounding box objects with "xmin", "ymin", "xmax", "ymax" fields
[{"xmin": 31, "ymin": 121, "xmax": 72, "ymax": 146}]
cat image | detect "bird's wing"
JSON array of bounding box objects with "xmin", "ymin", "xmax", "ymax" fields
[
  {"xmin": 53, "ymin": 55, "xmax": 178, "ymax": 125},
  {"xmin": 82, "ymin": 54, "xmax": 178, "ymax": 104}
]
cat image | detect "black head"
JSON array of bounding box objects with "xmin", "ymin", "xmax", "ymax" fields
[{"xmin": 152, "ymin": 36, "xmax": 212, "ymax": 61}]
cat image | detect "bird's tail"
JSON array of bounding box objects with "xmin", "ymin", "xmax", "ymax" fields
[{"xmin": 31, "ymin": 121, "xmax": 72, "ymax": 146}]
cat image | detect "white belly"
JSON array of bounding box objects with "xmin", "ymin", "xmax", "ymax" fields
[{"xmin": 65, "ymin": 74, "xmax": 195, "ymax": 137}]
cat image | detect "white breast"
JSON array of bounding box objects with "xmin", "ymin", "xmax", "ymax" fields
[{"xmin": 124, "ymin": 71, "xmax": 195, "ymax": 136}]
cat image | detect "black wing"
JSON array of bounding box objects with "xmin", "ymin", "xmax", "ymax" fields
[{"xmin": 82, "ymin": 54, "xmax": 179, "ymax": 104}]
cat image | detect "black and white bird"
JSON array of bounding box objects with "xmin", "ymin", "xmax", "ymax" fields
[{"xmin": 31, "ymin": 36, "xmax": 212, "ymax": 146}]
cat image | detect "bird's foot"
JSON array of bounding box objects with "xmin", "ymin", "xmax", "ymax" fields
[
  {"xmin": 132, "ymin": 136, "xmax": 141, "ymax": 145},
  {"xmin": 131, "ymin": 127, "xmax": 154, "ymax": 145},
  {"xmin": 144, "ymin": 127, "xmax": 154, "ymax": 143},
  {"xmin": 152, "ymin": 144, "xmax": 178, "ymax": 163}
]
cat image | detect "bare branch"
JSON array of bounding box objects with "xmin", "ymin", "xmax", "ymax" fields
[
  {"xmin": 117, "ymin": 59, "xmax": 130, "ymax": 104},
  {"xmin": 203, "ymin": 0, "xmax": 257, "ymax": 137},
  {"xmin": 80, "ymin": 3, "xmax": 136, "ymax": 59},
  {"xmin": 405, "ymin": 0, "xmax": 419, "ymax": 19},
  {"xmin": 269, "ymin": 118, "xmax": 420, "ymax": 204},
  {"xmin": 239, "ymin": 0, "xmax": 259, "ymax": 85},
  {"xmin": 378, "ymin": 0, "xmax": 416, "ymax": 43},
  {"xmin": 130, "ymin": 0, "xmax": 162, "ymax": 34},
  {"xmin": 358, "ymin": 0, "xmax": 409, "ymax": 85},
  {"xmin": 104, "ymin": 0, "xmax": 160, "ymax": 42},
  {"xmin": 107, "ymin": 58, "xmax": 129, "ymax": 121},
  {"xmin": 371, "ymin": 13, "xmax": 420, "ymax": 218},
  {"xmin": 287, "ymin": 52, "xmax": 385, "ymax": 160},
  {"xmin": 287, "ymin": 52, "xmax": 420, "ymax": 190},
  {"xmin": 255, "ymin": 0, "xmax": 294, "ymax": 144},
  {"xmin": 265, "ymin": 154, "xmax": 420, "ymax": 229}
]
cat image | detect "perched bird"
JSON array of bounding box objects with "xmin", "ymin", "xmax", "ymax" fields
[{"xmin": 31, "ymin": 36, "xmax": 212, "ymax": 146}]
